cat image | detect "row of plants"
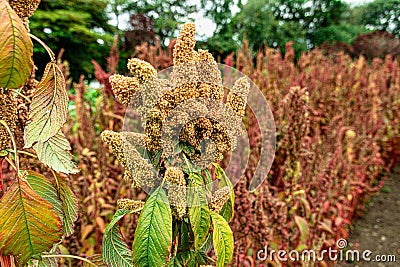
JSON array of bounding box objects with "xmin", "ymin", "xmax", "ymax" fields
[{"xmin": 63, "ymin": 34, "xmax": 400, "ymax": 266}]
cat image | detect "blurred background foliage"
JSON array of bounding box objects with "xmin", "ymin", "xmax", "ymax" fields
[{"xmin": 29, "ymin": 0, "xmax": 400, "ymax": 81}]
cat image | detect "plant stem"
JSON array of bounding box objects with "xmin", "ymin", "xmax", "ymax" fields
[
  {"xmin": 11, "ymin": 89, "xmax": 31, "ymax": 104},
  {"xmin": 6, "ymin": 149, "xmax": 37, "ymax": 158},
  {"xmin": 4, "ymin": 157, "xmax": 16, "ymax": 171},
  {"xmin": 0, "ymin": 158, "xmax": 3, "ymax": 198},
  {"xmin": 41, "ymin": 255, "xmax": 98, "ymax": 267},
  {"xmin": 0, "ymin": 120, "xmax": 19, "ymax": 174},
  {"xmin": 28, "ymin": 33, "xmax": 55, "ymax": 62},
  {"xmin": 207, "ymin": 256, "xmax": 216, "ymax": 263}
]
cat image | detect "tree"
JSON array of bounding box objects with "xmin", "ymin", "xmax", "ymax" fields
[
  {"xmin": 355, "ymin": 0, "xmax": 400, "ymax": 37},
  {"xmin": 29, "ymin": 0, "xmax": 115, "ymax": 81},
  {"xmin": 232, "ymin": 0, "xmax": 308, "ymax": 52},
  {"xmin": 123, "ymin": 0, "xmax": 198, "ymax": 46},
  {"xmin": 271, "ymin": 0, "xmax": 352, "ymax": 47}
]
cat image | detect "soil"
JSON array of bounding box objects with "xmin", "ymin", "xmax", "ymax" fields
[{"xmin": 340, "ymin": 165, "xmax": 400, "ymax": 266}]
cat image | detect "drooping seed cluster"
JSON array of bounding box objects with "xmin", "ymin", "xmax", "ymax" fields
[
  {"xmin": 164, "ymin": 167, "xmax": 187, "ymax": 219},
  {"xmin": 227, "ymin": 77, "xmax": 250, "ymax": 117},
  {"xmin": 109, "ymin": 74, "xmax": 140, "ymax": 106},
  {"xmin": 209, "ymin": 186, "xmax": 231, "ymax": 213},
  {"xmin": 0, "ymin": 89, "xmax": 18, "ymax": 151},
  {"xmin": 7, "ymin": 0, "xmax": 40, "ymax": 18},
  {"xmin": 101, "ymin": 130, "xmax": 156, "ymax": 188},
  {"xmin": 117, "ymin": 199, "xmax": 145, "ymax": 214}
]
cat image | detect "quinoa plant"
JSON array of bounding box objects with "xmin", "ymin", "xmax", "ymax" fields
[{"xmin": 101, "ymin": 23, "xmax": 250, "ymax": 267}]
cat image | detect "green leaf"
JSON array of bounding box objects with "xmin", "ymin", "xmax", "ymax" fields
[
  {"xmin": 213, "ymin": 164, "xmax": 234, "ymax": 222},
  {"xmin": 211, "ymin": 212, "xmax": 234, "ymax": 267},
  {"xmin": 168, "ymin": 251, "xmax": 196, "ymax": 267},
  {"xmin": 55, "ymin": 174, "xmax": 78, "ymax": 237},
  {"xmin": 25, "ymin": 62, "xmax": 68, "ymax": 148},
  {"xmin": 103, "ymin": 209, "xmax": 133, "ymax": 267},
  {"xmin": 0, "ymin": 0, "xmax": 33, "ymax": 89},
  {"xmin": 294, "ymin": 215, "xmax": 309, "ymax": 243},
  {"xmin": 202, "ymin": 169, "xmax": 213, "ymax": 193},
  {"xmin": 132, "ymin": 187, "xmax": 172, "ymax": 267},
  {"xmin": 188, "ymin": 174, "xmax": 211, "ymax": 251},
  {"xmin": 84, "ymin": 254, "xmax": 107, "ymax": 267},
  {"xmin": 0, "ymin": 176, "xmax": 62, "ymax": 265},
  {"xmin": 0, "ymin": 149, "xmax": 8, "ymax": 157},
  {"xmin": 200, "ymin": 234, "xmax": 213, "ymax": 254},
  {"xmin": 178, "ymin": 221, "xmax": 192, "ymax": 251},
  {"xmin": 24, "ymin": 170, "xmax": 64, "ymax": 226},
  {"xmin": 33, "ymin": 131, "xmax": 79, "ymax": 174},
  {"xmin": 38, "ymin": 254, "xmax": 58, "ymax": 267}
]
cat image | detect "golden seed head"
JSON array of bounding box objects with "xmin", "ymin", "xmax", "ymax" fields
[
  {"xmin": 127, "ymin": 58, "xmax": 157, "ymax": 84},
  {"xmin": 101, "ymin": 130, "xmax": 124, "ymax": 163},
  {"xmin": 7, "ymin": 0, "xmax": 40, "ymax": 18},
  {"xmin": 173, "ymin": 22, "xmax": 196, "ymax": 65},
  {"xmin": 165, "ymin": 167, "xmax": 185, "ymax": 186},
  {"xmin": 117, "ymin": 199, "xmax": 145, "ymax": 213},
  {"xmin": 227, "ymin": 77, "xmax": 250, "ymax": 117},
  {"xmin": 209, "ymin": 186, "xmax": 231, "ymax": 213},
  {"xmin": 165, "ymin": 167, "xmax": 187, "ymax": 219},
  {"xmin": 109, "ymin": 74, "xmax": 140, "ymax": 106},
  {"xmin": 0, "ymin": 90, "xmax": 17, "ymax": 151}
]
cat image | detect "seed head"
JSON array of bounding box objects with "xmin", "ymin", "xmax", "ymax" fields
[
  {"xmin": 127, "ymin": 58, "xmax": 157, "ymax": 84},
  {"xmin": 227, "ymin": 77, "xmax": 250, "ymax": 117},
  {"xmin": 7, "ymin": 0, "xmax": 40, "ymax": 18},
  {"xmin": 0, "ymin": 89, "xmax": 17, "ymax": 151},
  {"xmin": 165, "ymin": 167, "xmax": 187, "ymax": 219},
  {"xmin": 117, "ymin": 199, "xmax": 145, "ymax": 214},
  {"xmin": 109, "ymin": 74, "xmax": 140, "ymax": 106},
  {"xmin": 173, "ymin": 22, "xmax": 196, "ymax": 65},
  {"xmin": 209, "ymin": 186, "xmax": 231, "ymax": 213}
]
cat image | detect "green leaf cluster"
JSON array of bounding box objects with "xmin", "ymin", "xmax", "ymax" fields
[{"xmin": 103, "ymin": 147, "xmax": 236, "ymax": 266}]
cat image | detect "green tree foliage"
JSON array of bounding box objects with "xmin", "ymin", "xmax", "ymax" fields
[
  {"xmin": 204, "ymin": 0, "xmax": 366, "ymax": 56},
  {"xmin": 233, "ymin": 0, "xmax": 308, "ymax": 52},
  {"xmin": 355, "ymin": 0, "xmax": 400, "ymax": 37},
  {"xmin": 198, "ymin": 0, "xmax": 242, "ymax": 57},
  {"xmin": 123, "ymin": 0, "xmax": 198, "ymax": 46},
  {"xmin": 271, "ymin": 0, "xmax": 353, "ymax": 47},
  {"xmin": 29, "ymin": 0, "xmax": 114, "ymax": 81}
]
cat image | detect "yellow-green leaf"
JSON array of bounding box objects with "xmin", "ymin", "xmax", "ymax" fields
[
  {"xmin": 0, "ymin": 176, "xmax": 62, "ymax": 265},
  {"xmin": 188, "ymin": 173, "xmax": 211, "ymax": 250},
  {"xmin": 33, "ymin": 131, "xmax": 79, "ymax": 174},
  {"xmin": 0, "ymin": 0, "xmax": 33, "ymax": 88},
  {"xmin": 132, "ymin": 187, "xmax": 172, "ymax": 267},
  {"xmin": 211, "ymin": 212, "xmax": 233, "ymax": 267},
  {"xmin": 25, "ymin": 62, "xmax": 68, "ymax": 147},
  {"xmin": 24, "ymin": 170, "xmax": 64, "ymax": 224},
  {"xmin": 294, "ymin": 215, "xmax": 309, "ymax": 243},
  {"xmin": 103, "ymin": 209, "xmax": 133, "ymax": 267},
  {"xmin": 54, "ymin": 173, "xmax": 78, "ymax": 237}
]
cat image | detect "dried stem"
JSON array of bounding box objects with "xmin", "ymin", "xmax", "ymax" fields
[
  {"xmin": 0, "ymin": 120, "xmax": 19, "ymax": 174},
  {"xmin": 41, "ymin": 254, "xmax": 98, "ymax": 267},
  {"xmin": 29, "ymin": 33, "xmax": 55, "ymax": 62}
]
